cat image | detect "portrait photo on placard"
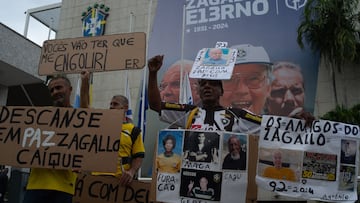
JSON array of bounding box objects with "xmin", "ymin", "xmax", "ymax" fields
[
  {"xmin": 183, "ymin": 131, "xmax": 220, "ymax": 164},
  {"xmin": 222, "ymin": 133, "xmax": 247, "ymax": 171},
  {"xmin": 258, "ymin": 148, "xmax": 302, "ymax": 182},
  {"xmin": 156, "ymin": 130, "xmax": 184, "ymax": 173},
  {"xmin": 180, "ymin": 168, "xmax": 222, "ymax": 201}
]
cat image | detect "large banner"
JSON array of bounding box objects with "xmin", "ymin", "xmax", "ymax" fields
[
  {"xmin": 0, "ymin": 106, "xmax": 123, "ymax": 172},
  {"xmin": 154, "ymin": 129, "xmax": 249, "ymax": 203},
  {"xmin": 144, "ymin": 0, "xmax": 320, "ymax": 198},
  {"xmin": 257, "ymin": 116, "xmax": 359, "ymax": 202},
  {"xmin": 147, "ymin": 0, "xmax": 319, "ymax": 114}
]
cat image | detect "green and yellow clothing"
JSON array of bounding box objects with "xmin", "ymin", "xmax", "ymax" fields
[
  {"xmin": 156, "ymin": 152, "xmax": 181, "ymax": 173},
  {"xmin": 263, "ymin": 166, "xmax": 296, "ymax": 182},
  {"xmin": 93, "ymin": 122, "xmax": 145, "ymax": 177},
  {"xmin": 26, "ymin": 168, "xmax": 77, "ymax": 195}
]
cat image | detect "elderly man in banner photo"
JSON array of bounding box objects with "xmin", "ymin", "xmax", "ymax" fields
[
  {"xmin": 159, "ymin": 59, "xmax": 200, "ymax": 105},
  {"xmin": 80, "ymin": 71, "xmax": 145, "ymax": 186},
  {"xmin": 220, "ymin": 44, "xmax": 272, "ymax": 115},
  {"xmin": 23, "ymin": 74, "xmax": 81, "ymax": 203},
  {"xmin": 265, "ymin": 61, "xmax": 306, "ymax": 116}
]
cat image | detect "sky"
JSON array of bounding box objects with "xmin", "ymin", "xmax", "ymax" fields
[{"xmin": 0, "ymin": 0, "xmax": 61, "ymax": 46}]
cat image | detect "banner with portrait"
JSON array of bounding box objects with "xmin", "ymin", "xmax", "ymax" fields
[
  {"xmin": 154, "ymin": 129, "xmax": 248, "ymax": 203},
  {"xmin": 142, "ymin": 0, "xmax": 321, "ymax": 185},
  {"xmin": 147, "ymin": 0, "xmax": 319, "ymax": 114},
  {"xmin": 256, "ymin": 115, "xmax": 360, "ymax": 202}
]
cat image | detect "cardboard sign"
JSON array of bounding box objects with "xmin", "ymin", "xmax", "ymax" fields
[
  {"xmin": 0, "ymin": 106, "xmax": 123, "ymax": 172},
  {"xmin": 38, "ymin": 32, "xmax": 146, "ymax": 75},
  {"xmin": 73, "ymin": 174, "xmax": 152, "ymax": 203},
  {"xmin": 153, "ymin": 129, "xmax": 252, "ymax": 203},
  {"xmin": 149, "ymin": 133, "xmax": 267, "ymax": 203}
]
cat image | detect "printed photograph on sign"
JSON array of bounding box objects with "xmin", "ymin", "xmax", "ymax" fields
[
  {"xmin": 183, "ymin": 131, "xmax": 220, "ymax": 164},
  {"xmin": 302, "ymin": 152, "xmax": 337, "ymax": 181},
  {"xmin": 189, "ymin": 48, "xmax": 237, "ymax": 80},
  {"xmin": 202, "ymin": 48, "xmax": 229, "ymax": 66},
  {"xmin": 258, "ymin": 148, "xmax": 302, "ymax": 182},
  {"xmin": 156, "ymin": 130, "xmax": 184, "ymax": 173},
  {"xmin": 180, "ymin": 168, "xmax": 222, "ymax": 201},
  {"xmin": 339, "ymin": 165, "xmax": 356, "ymax": 191},
  {"xmin": 340, "ymin": 139, "xmax": 357, "ymax": 165},
  {"xmin": 222, "ymin": 133, "xmax": 247, "ymax": 171}
]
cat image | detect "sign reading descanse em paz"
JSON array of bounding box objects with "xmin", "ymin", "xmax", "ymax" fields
[
  {"xmin": 38, "ymin": 32, "xmax": 146, "ymax": 75},
  {"xmin": 0, "ymin": 106, "xmax": 123, "ymax": 172}
]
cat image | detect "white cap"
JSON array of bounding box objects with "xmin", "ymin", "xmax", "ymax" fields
[{"xmin": 230, "ymin": 44, "xmax": 271, "ymax": 65}]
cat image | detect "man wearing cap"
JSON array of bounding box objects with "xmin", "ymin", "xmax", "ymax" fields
[{"xmin": 221, "ymin": 44, "xmax": 272, "ymax": 115}]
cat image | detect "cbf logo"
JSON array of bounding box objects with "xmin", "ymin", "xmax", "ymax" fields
[
  {"xmin": 81, "ymin": 3, "xmax": 110, "ymax": 37},
  {"xmin": 285, "ymin": 0, "xmax": 307, "ymax": 11}
]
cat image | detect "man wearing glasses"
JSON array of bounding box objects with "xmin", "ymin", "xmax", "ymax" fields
[
  {"xmin": 159, "ymin": 60, "xmax": 200, "ymax": 105},
  {"xmin": 220, "ymin": 44, "xmax": 272, "ymax": 115}
]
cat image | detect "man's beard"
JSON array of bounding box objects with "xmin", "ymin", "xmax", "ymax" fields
[
  {"xmin": 53, "ymin": 100, "xmax": 65, "ymax": 107},
  {"xmin": 230, "ymin": 151, "xmax": 240, "ymax": 160},
  {"xmin": 52, "ymin": 94, "xmax": 66, "ymax": 107}
]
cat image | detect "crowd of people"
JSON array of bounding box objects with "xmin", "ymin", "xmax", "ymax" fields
[{"xmin": 0, "ymin": 43, "xmax": 317, "ymax": 203}]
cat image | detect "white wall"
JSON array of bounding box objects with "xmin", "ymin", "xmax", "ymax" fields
[
  {"xmin": 57, "ymin": 0, "xmax": 156, "ymax": 110},
  {"xmin": 314, "ymin": 59, "xmax": 360, "ymax": 118}
]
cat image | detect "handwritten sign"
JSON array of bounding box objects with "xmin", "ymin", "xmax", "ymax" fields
[
  {"xmin": 0, "ymin": 106, "xmax": 123, "ymax": 172},
  {"xmin": 189, "ymin": 48, "xmax": 237, "ymax": 80},
  {"xmin": 73, "ymin": 174, "xmax": 151, "ymax": 203},
  {"xmin": 256, "ymin": 116, "xmax": 360, "ymax": 202},
  {"xmin": 38, "ymin": 32, "xmax": 146, "ymax": 75}
]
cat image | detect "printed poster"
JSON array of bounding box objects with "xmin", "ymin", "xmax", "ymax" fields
[
  {"xmin": 155, "ymin": 129, "xmax": 248, "ymax": 203},
  {"xmin": 256, "ymin": 115, "xmax": 360, "ymax": 202}
]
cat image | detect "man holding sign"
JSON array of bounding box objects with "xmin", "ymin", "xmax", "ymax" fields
[
  {"xmin": 23, "ymin": 75, "xmax": 78, "ymax": 203},
  {"xmin": 147, "ymin": 54, "xmax": 314, "ymax": 202},
  {"xmin": 147, "ymin": 55, "xmax": 314, "ymax": 133}
]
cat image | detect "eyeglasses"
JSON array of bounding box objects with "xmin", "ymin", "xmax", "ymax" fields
[
  {"xmin": 270, "ymin": 86, "xmax": 304, "ymax": 98},
  {"xmin": 223, "ymin": 73, "xmax": 266, "ymax": 89},
  {"xmin": 159, "ymin": 80, "xmax": 180, "ymax": 91}
]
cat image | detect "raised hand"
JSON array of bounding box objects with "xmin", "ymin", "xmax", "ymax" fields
[{"xmin": 147, "ymin": 55, "xmax": 164, "ymax": 73}]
